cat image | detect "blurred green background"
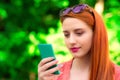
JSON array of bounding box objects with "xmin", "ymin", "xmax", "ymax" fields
[{"xmin": 0, "ymin": 0, "xmax": 120, "ymax": 80}]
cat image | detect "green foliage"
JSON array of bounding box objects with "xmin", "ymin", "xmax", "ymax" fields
[
  {"xmin": 0, "ymin": 0, "xmax": 120, "ymax": 80},
  {"xmin": 0, "ymin": 0, "xmax": 70, "ymax": 79},
  {"xmin": 103, "ymin": 0, "xmax": 120, "ymax": 65}
]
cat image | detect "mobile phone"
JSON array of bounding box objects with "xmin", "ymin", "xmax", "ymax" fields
[{"xmin": 38, "ymin": 44, "xmax": 60, "ymax": 75}]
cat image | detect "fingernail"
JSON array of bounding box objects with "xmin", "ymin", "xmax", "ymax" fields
[{"xmin": 50, "ymin": 57, "xmax": 55, "ymax": 59}]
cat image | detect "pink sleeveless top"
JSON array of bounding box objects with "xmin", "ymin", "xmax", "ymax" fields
[{"xmin": 57, "ymin": 60, "xmax": 120, "ymax": 80}]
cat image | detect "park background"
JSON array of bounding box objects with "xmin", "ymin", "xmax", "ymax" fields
[{"xmin": 0, "ymin": 0, "xmax": 120, "ymax": 80}]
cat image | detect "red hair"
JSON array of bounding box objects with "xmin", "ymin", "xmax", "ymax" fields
[{"xmin": 60, "ymin": 5, "xmax": 115, "ymax": 80}]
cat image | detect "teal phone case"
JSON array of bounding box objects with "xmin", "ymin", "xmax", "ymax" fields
[{"xmin": 38, "ymin": 44, "xmax": 60, "ymax": 75}]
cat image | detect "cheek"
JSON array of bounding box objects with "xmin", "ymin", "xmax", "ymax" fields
[
  {"xmin": 80, "ymin": 31, "xmax": 93, "ymax": 45},
  {"xmin": 82, "ymin": 34, "xmax": 93, "ymax": 49},
  {"xmin": 64, "ymin": 38, "xmax": 69, "ymax": 46},
  {"xmin": 64, "ymin": 38, "xmax": 68, "ymax": 44}
]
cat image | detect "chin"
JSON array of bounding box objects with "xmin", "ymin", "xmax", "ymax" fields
[{"xmin": 72, "ymin": 54, "xmax": 88, "ymax": 59}]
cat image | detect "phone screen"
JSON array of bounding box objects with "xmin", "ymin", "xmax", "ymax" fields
[{"xmin": 38, "ymin": 44, "xmax": 60, "ymax": 75}]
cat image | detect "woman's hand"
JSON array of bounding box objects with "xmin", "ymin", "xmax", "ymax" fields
[{"xmin": 38, "ymin": 57, "xmax": 61, "ymax": 80}]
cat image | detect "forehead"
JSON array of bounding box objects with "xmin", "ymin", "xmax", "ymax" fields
[{"xmin": 62, "ymin": 17, "xmax": 91, "ymax": 30}]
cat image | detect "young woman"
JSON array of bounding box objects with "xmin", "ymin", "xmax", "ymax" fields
[{"xmin": 38, "ymin": 4, "xmax": 120, "ymax": 80}]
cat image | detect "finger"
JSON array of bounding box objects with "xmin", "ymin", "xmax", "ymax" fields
[
  {"xmin": 39, "ymin": 60, "xmax": 58, "ymax": 72},
  {"xmin": 40, "ymin": 72, "xmax": 59, "ymax": 80},
  {"xmin": 44, "ymin": 74, "xmax": 59, "ymax": 80},
  {"xmin": 38, "ymin": 71, "xmax": 55, "ymax": 80},
  {"xmin": 38, "ymin": 57, "xmax": 54, "ymax": 67},
  {"xmin": 38, "ymin": 64, "xmax": 62, "ymax": 80},
  {"xmin": 43, "ymin": 64, "xmax": 62, "ymax": 75}
]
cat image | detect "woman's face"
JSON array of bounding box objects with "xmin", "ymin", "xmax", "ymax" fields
[{"xmin": 62, "ymin": 17, "xmax": 93, "ymax": 58}]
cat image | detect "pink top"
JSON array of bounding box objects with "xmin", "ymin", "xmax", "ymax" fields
[{"xmin": 57, "ymin": 60, "xmax": 120, "ymax": 80}]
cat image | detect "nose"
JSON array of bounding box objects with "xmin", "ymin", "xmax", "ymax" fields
[{"xmin": 68, "ymin": 34, "xmax": 76, "ymax": 44}]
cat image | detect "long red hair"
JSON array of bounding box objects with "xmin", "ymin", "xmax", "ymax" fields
[{"xmin": 60, "ymin": 4, "xmax": 115, "ymax": 80}]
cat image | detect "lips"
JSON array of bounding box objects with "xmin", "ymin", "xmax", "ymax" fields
[{"xmin": 70, "ymin": 47, "xmax": 80, "ymax": 53}]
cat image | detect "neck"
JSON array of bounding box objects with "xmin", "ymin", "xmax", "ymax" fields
[{"xmin": 72, "ymin": 54, "xmax": 90, "ymax": 71}]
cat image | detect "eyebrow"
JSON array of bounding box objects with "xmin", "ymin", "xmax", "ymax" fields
[
  {"xmin": 63, "ymin": 28, "xmax": 83, "ymax": 32},
  {"xmin": 74, "ymin": 28, "xmax": 83, "ymax": 32}
]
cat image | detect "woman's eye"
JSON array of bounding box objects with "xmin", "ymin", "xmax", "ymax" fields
[
  {"xmin": 76, "ymin": 32, "xmax": 83, "ymax": 36},
  {"xmin": 64, "ymin": 34, "xmax": 69, "ymax": 37}
]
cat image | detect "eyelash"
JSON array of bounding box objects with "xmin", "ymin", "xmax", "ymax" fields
[
  {"xmin": 64, "ymin": 34, "xmax": 69, "ymax": 37},
  {"xmin": 76, "ymin": 32, "xmax": 83, "ymax": 36},
  {"xmin": 64, "ymin": 32, "xmax": 84, "ymax": 38}
]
